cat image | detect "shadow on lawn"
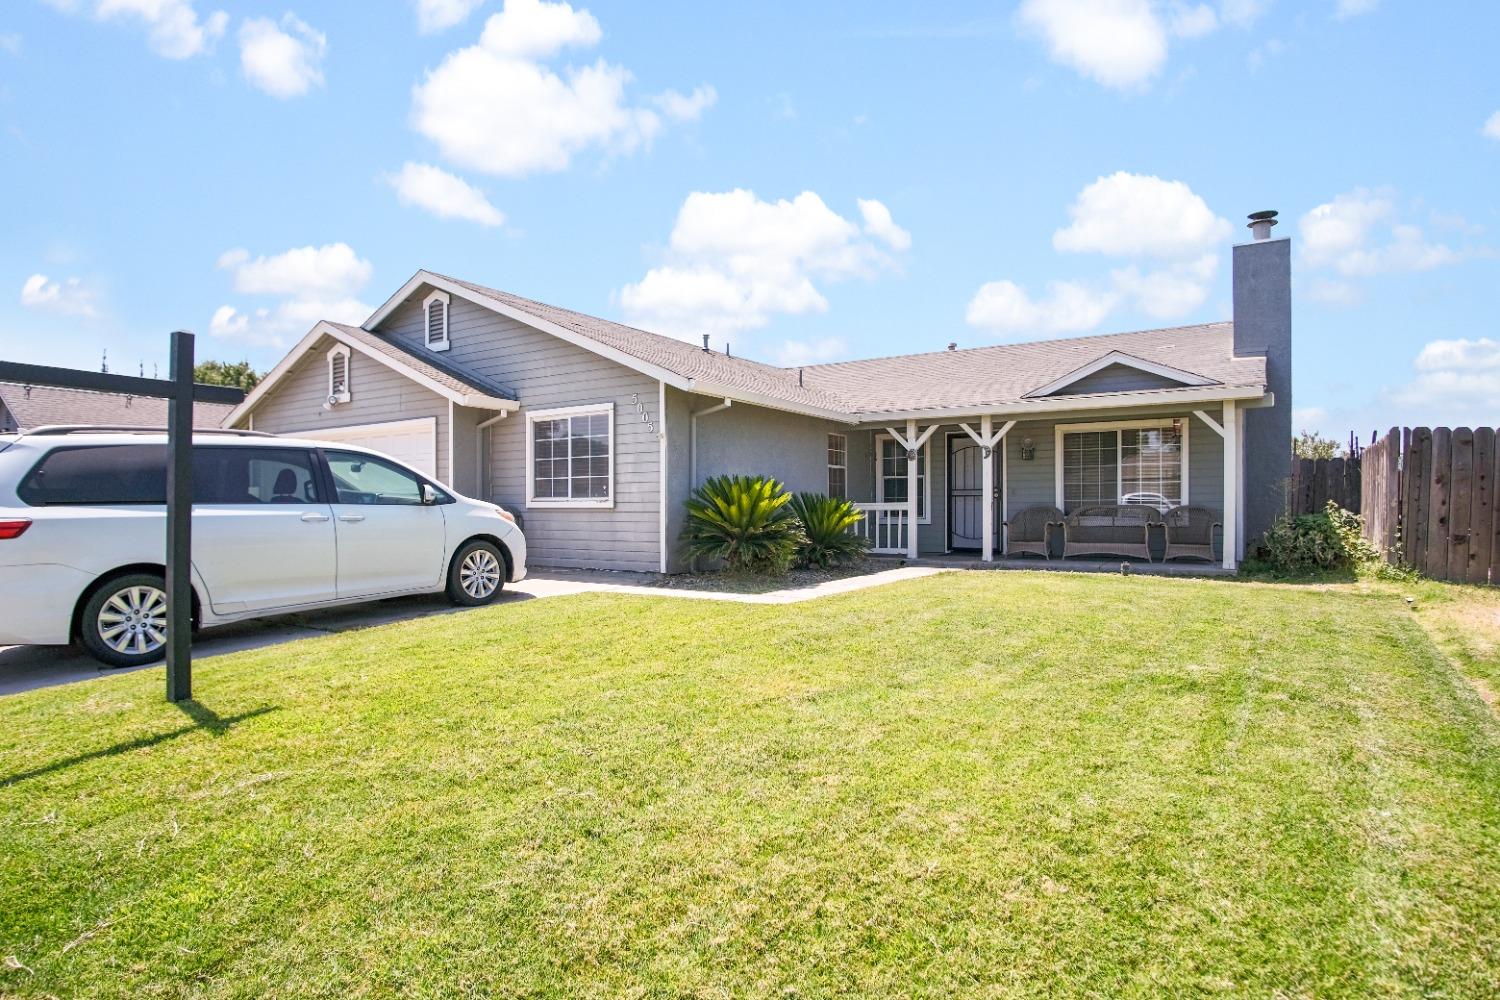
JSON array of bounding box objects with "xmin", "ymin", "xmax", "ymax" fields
[{"xmin": 0, "ymin": 701, "xmax": 279, "ymax": 788}]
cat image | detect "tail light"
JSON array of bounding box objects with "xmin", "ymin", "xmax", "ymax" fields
[{"xmin": 0, "ymin": 519, "xmax": 31, "ymax": 540}]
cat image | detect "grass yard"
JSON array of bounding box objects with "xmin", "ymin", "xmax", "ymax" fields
[{"xmin": 1, "ymin": 572, "xmax": 1497, "ymax": 998}]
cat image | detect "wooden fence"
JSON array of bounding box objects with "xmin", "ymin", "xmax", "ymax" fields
[
  {"xmin": 1289, "ymin": 455, "xmax": 1362, "ymax": 515},
  {"xmin": 1361, "ymin": 427, "xmax": 1499, "ymax": 585}
]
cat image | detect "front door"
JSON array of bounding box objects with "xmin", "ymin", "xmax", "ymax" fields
[{"xmin": 947, "ymin": 434, "xmax": 999, "ymax": 552}]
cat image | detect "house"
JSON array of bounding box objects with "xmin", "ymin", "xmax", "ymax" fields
[
  {"xmin": 0, "ymin": 381, "xmax": 239, "ymax": 433},
  {"xmin": 225, "ymin": 211, "xmax": 1291, "ymax": 574}
]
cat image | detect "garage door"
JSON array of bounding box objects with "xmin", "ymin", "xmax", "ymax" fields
[{"xmin": 309, "ymin": 416, "xmax": 438, "ymax": 480}]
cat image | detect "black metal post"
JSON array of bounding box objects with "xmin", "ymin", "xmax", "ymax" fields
[{"xmin": 164, "ymin": 331, "xmax": 195, "ymax": 702}]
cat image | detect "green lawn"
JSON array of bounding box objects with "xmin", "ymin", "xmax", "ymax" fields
[{"xmin": 1, "ymin": 573, "xmax": 1496, "ymax": 998}]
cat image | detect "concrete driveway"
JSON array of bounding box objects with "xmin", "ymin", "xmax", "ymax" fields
[{"xmin": 0, "ymin": 566, "xmax": 940, "ymax": 696}]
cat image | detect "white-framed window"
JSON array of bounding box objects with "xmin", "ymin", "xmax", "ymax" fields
[
  {"xmin": 1054, "ymin": 417, "xmax": 1189, "ymax": 514},
  {"xmin": 327, "ymin": 345, "xmax": 351, "ymax": 404},
  {"xmin": 424, "ymin": 290, "xmax": 450, "ymax": 352},
  {"xmin": 875, "ymin": 432, "xmax": 930, "ymax": 522},
  {"xmin": 827, "ymin": 433, "xmax": 847, "ymax": 498},
  {"xmin": 526, "ymin": 403, "xmax": 614, "ymax": 508}
]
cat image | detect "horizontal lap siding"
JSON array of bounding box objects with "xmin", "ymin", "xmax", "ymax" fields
[
  {"xmin": 249, "ymin": 338, "xmax": 451, "ymax": 482},
  {"xmin": 378, "ymin": 294, "xmax": 661, "ymax": 573}
]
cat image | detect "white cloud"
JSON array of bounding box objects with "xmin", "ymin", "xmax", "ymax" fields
[
  {"xmin": 411, "ymin": 0, "xmax": 709, "ymax": 178},
  {"xmin": 1166, "ymin": 3, "xmax": 1217, "ymax": 38},
  {"xmin": 0, "ymin": 33, "xmax": 21, "ymax": 56},
  {"xmin": 968, "ymin": 172, "xmax": 1227, "ymax": 337},
  {"xmin": 1018, "ymin": 0, "xmax": 1167, "ymax": 89},
  {"xmin": 19, "ymin": 273, "xmax": 98, "ymax": 317},
  {"xmin": 966, "ymin": 279, "xmax": 1118, "ymax": 336},
  {"xmin": 619, "ymin": 189, "xmax": 909, "ymax": 341},
  {"xmin": 414, "ymin": 0, "xmax": 485, "ymax": 34},
  {"xmin": 1305, "ymin": 277, "xmax": 1360, "ymax": 306},
  {"xmin": 50, "ymin": 0, "xmax": 227, "ymax": 59},
  {"xmin": 1335, "ymin": 0, "xmax": 1378, "ymax": 18},
  {"xmin": 1053, "ymin": 171, "xmax": 1231, "ymax": 258},
  {"xmin": 240, "ymin": 13, "xmax": 326, "ymax": 99},
  {"xmin": 1385, "ymin": 338, "xmax": 1500, "ymax": 425},
  {"xmin": 1218, "ymin": 0, "xmax": 1267, "ymax": 26},
  {"xmin": 1483, "ymin": 111, "xmax": 1500, "ymax": 141},
  {"xmin": 652, "ymin": 85, "xmax": 717, "ymax": 122},
  {"xmin": 211, "ymin": 243, "xmax": 373, "ymax": 347},
  {"xmin": 858, "ymin": 198, "xmax": 912, "ymax": 251},
  {"xmin": 387, "ymin": 162, "xmax": 506, "ymax": 227},
  {"xmin": 1299, "ymin": 188, "xmax": 1466, "ymax": 278}
]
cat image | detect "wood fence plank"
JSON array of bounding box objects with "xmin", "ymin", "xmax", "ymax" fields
[
  {"xmin": 1449, "ymin": 428, "xmax": 1474, "ymax": 583},
  {"xmin": 1385, "ymin": 427, "xmax": 1400, "ymax": 555},
  {"xmin": 1471, "ymin": 427, "xmax": 1495, "ymax": 585},
  {"xmin": 1426, "ymin": 427, "xmax": 1452, "ymax": 580},
  {"xmin": 1408, "ymin": 428, "xmax": 1430, "ymax": 571}
]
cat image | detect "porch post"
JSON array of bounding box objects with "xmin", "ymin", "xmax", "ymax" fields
[
  {"xmin": 1222, "ymin": 400, "xmax": 1238, "ymax": 571},
  {"xmin": 980, "ymin": 414, "xmax": 994, "ymax": 562},
  {"xmin": 906, "ymin": 418, "xmax": 919, "ymax": 559}
]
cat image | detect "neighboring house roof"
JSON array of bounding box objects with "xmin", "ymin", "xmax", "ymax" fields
[
  {"xmin": 223, "ymin": 320, "xmax": 520, "ymax": 427},
  {"xmin": 0, "ymin": 380, "xmax": 238, "ymax": 432}
]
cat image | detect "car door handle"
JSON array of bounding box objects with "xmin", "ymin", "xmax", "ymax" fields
[
  {"xmin": 301, "ymin": 512, "xmax": 331, "ymax": 523},
  {"xmin": 337, "ymin": 514, "xmax": 365, "ymax": 523}
]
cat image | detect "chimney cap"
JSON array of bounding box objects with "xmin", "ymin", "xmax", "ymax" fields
[
  {"xmin": 1247, "ymin": 209, "xmax": 1279, "ymax": 241},
  {"xmin": 1248, "ymin": 210, "xmax": 1279, "ymax": 222}
]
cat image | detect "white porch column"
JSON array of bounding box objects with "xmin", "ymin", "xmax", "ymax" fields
[
  {"xmin": 980, "ymin": 414, "xmax": 994, "ymax": 562},
  {"xmin": 906, "ymin": 418, "xmax": 919, "ymax": 559},
  {"xmin": 1222, "ymin": 400, "xmax": 1239, "ymax": 571}
]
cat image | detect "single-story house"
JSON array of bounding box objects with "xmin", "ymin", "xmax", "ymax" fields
[
  {"xmin": 225, "ymin": 213, "xmax": 1291, "ymax": 574},
  {"xmin": 0, "ymin": 381, "xmax": 239, "ymax": 433}
]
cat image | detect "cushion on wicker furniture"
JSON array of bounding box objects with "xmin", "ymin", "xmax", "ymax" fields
[
  {"xmin": 1061, "ymin": 505, "xmax": 1162, "ymax": 561},
  {"xmin": 1163, "ymin": 505, "xmax": 1220, "ymax": 562},
  {"xmin": 1005, "ymin": 505, "xmax": 1063, "ymax": 559}
]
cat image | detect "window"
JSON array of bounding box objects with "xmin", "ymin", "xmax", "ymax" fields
[
  {"xmin": 328, "ymin": 345, "xmax": 351, "ymax": 404},
  {"xmin": 325, "ymin": 450, "xmax": 426, "ymax": 506},
  {"xmin": 527, "ymin": 404, "xmax": 613, "ymax": 507},
  {"xmin": 424, "ymin": 290, "xmax": 450, "ymax": 352},
  {"xmin": 1057, "ymin": 419, "xmax": 1187, "ymax": 513},
  {"xmin": 827, "ymin": 433, "xmax": 847, "ymax": 498},
  {"xmin": 876, "ymin": 433, "xmax": 929, "ymax": 522},
  {"xmin": 195, "ymin": 448, "xmax": 322, "ymax": 504},
  {"xmin": 18, "ymin": 445, "xmax": 322, "ymax": 506}
]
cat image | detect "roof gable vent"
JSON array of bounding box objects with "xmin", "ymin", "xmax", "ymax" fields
[{"xmin": 424, "ymin": 290, "xmax": 451, "ymax": 353}]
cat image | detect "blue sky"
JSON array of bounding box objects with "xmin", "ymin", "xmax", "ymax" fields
[{"xmin": 1, "ymin": 0, "xmax": 1496, "ymax": 441}]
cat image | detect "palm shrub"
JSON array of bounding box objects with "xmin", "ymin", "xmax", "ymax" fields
[
  {"xmin": 789, "ymin": 492, "xmax": 870, "ymax": 568},
  {"xmin": 682, "ymin": 475, "xmax": 804, "ymax": 574}
]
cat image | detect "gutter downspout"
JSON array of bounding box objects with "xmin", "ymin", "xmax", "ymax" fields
[{"xmin": 689, "ymin": 398, "xmax": 732, "ymax": 488}]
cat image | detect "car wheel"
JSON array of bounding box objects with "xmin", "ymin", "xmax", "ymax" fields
[
  {"xmin": 79, "ymin": 572, "xmax": 174, "ymax": 669},
  {"xmin": 447, "ymin": 540, "xmax": 506, "ymax": 606}
]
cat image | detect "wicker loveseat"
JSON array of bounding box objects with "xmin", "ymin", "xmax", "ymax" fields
[
  {"xmin": 1005, "ymin": 504, "xmax": 1063, "ymax": 560},
  {"xmin": 1163, "ymin": 506, "xmax": 1221, "ymax": 562},
  {"xmin": 1061, "ymin": 505, "xmax": 1162, "ymax": 561}
]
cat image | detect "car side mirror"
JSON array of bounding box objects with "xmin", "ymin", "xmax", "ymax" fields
[{"xmin": 421, "ymin": 483, "xmax": 439, "ymax": 506}]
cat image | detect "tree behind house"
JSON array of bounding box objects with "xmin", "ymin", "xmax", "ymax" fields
[
  {"xmin": 1293, "ymin": 430, "xmax": 1342, "ymax": 460},
  {"xmin": 193, "ymin": 359, "xmax": 262, "ymax": 391}
]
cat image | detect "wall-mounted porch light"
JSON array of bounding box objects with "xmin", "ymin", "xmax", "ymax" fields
[{"xmin": 1020, "ymin": 436, "xmax": 1035, "ymax": 461}]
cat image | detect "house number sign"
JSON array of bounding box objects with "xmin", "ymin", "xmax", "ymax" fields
[{"xmin": 630, "ymin": 392, "xmax": 656, "ymax": 434}]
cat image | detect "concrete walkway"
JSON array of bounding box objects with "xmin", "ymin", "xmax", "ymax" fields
[{"xmin": 0, "ymin": 566, "xmax": 944, "ymax": 696}]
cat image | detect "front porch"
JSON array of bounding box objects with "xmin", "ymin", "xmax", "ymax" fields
[{"xmin": 843, "ymin": 401, "xmax": 1245, "ymax": 571}]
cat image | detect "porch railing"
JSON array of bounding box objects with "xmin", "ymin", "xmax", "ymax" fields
[{"xmin": 853, "ymin": 502, "xmax": 909, "ymax": 554}]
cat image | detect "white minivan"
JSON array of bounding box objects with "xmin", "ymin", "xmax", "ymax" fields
[{"xmin": 0, "ymin": 428, "xmax": 527, "ymax": 667}]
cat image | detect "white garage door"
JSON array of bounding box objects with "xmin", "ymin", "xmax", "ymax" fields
[{"xmin": 309, "ymin": 417, "xmax": 438, "ymax": 480}]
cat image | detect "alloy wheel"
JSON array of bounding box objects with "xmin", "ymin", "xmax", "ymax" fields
[{"xmin": 97, "ymin": 584, "xmax": 168, "ymax": 657}]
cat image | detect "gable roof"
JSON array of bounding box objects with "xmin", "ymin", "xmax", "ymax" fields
[
  {"xmin": 223, "ymin": 320, "xmax": 519, "ymax": 427},
  {"xmin": 0, "ymin": 381, "xmax": 237, "ymax": 432},
  {"xmin": 354, "ymin": 270, "xmax": 1274, "ymax": 424}
]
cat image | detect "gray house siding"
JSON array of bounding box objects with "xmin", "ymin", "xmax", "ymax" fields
[
  {"xmin": 248, "ymin": 334, "xmax": 453, "ymax": 483},
  {"xmin": 1049, "ymin": 363, "xmax": 1192, "ymax": 395},
  {"xmin": 375, "ymin": 292, "xmax": 662, "ymax": 573}
]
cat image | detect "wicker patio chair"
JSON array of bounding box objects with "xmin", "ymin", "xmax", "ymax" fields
[
  {"xmin": 1163, "ymin": 506, "xmax": 1220, "ymax": 562},
  {"xmin": 1061, "ymin": 504, "xmax": 1162, "ymax": 561},
  {"xmin": 1004, "ymin": 505, "xmax": 1062, "ymax": 560}
]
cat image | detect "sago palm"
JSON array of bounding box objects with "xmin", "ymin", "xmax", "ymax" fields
[
  {"xmin": 681, "ymin": 475, "xmax": 804, "ymax": 574},
  {"xmin": 789, "ymin": 492, "xmax": 870, "ymax": 568}
]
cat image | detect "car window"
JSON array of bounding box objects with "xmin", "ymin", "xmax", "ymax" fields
[
  {"xmin": 18, "ymin": 444, "xmax": 166, "ymax": 505},
  {"xmin": 17, "ymin": 444, "xmax": 326, "ymax": 506},
  {"xmin": 324, "ymin": 450, "xmax": 426, "ymax": 506},
  {"xmin": 195, "ymin": 447, "xmax": 322, "ymax": 504}
]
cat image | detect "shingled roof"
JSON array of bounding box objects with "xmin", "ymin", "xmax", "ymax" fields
[
  {"xmin": 323, "ymin": 322, "xmax": 516, "ymax": 401},
  {"xmin": 400, "ymin": 274, "xmax": 1266, "ymax": 420},
  {"xmin": 0, "ymin": 381, "xmax": 238, "ymax": 433}
]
